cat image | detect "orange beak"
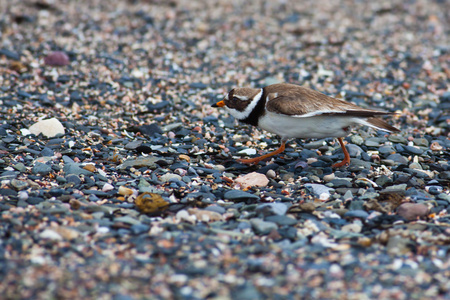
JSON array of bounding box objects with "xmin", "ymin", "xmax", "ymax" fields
[{"xmin": 212, "ymin": 100, "xmax": 225, "ymax": 108}]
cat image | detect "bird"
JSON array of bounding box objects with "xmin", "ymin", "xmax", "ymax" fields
[{"xmin": 212, "ymin": 83, "xmax": 399, "ymax": 168}]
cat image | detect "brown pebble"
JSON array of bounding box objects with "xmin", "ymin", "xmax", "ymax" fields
[
  {"xmin": 397, "ymin": 203, "xmax": 429, "ymax": 221},
  {"xmin": 83, "ymin": 164, "xmax": 96, "ymax": 172},
  {"xmin": 135, "ymin": 192, "xmax": 169, "ymax": 214},
  {"xmin": 299, "ymin": 202, "xmax": 316, "ymax": 213},
  {"xmin": 44, "ymin": 51, "xmax": 70, "ymax": 66},
  {"xmin": 69, "ymin": 199, "xmax": 82, "ymax": 210},
  {"xmin": 430, "ymin": 142, "xmax": 443, "ymax": 151},
  {"xmin": 179, "ymin": 154, "xmax": 191, "ymax": 162}
]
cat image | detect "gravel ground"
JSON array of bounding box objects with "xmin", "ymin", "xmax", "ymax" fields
[{"xmin": 0, "ymin": 0, "xmax": 449, "ymax": 299}]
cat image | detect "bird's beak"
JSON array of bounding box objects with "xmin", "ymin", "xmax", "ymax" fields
[{"xmin": 212, "ymin": 100, "xmax": 225, "ymax": 108}]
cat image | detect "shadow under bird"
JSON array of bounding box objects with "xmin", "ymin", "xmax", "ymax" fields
[{"xmin": 212, "ymin": 83, "xmax": 399, "ymax": 168}]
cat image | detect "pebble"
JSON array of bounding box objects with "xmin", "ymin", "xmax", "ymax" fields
[
  {"xmin": 344, "ymin": 210, "xmax": 369, "ymax": 219},
  {"xmin": 224, "ymin": 190, "xmax": 259, "ymax": 202},
  {"xmin": 32, "ymin": 162, "xmax": 52, "ymax": 175},
  {"xmin": 44, "ymin": 51, "xmax": 70, "ymax": 66},
  {"xmin": 117, "ymin": 156, "xmax": 159, "ymax": 170},
  {"xmin": 305, "ymin": 183, "xmax": 334, "ymax": 200},
  {"xmin": 397, "ymin": 203, "xmax": 429, "ymax": 221},
  {"xmin": 159, "ymin": 173, "xmax": 182, "ymax": 183},
  {"xmin": 256, "ymin": 203, "xmax": 288, "ymax": 216},
  {"xmin": 28, "ymin": 118, "xmax": 65, "ymax": 138},
  {"xmin": 235, "ymin": 172, "xmax": 269, "ymax": 188},
  {"xmin": 250, "ymin": 219, "xmax": 278, "ymax": 235}
]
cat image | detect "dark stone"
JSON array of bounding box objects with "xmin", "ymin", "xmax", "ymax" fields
[
  {"xmin": 138, "ymin": 123, "xmax": 163, "ymax": 137},
  {"xmin": 32, "ymin": 162, "xmax": 52, "ymax": 176},
  {"xmin": 224, "ymin": 190, "xmax": 259, "ymax": 201}
]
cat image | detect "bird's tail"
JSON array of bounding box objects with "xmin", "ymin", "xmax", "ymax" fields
[{"xmin": 360, "ymin": 117, "xmax": 400, "ymax": 133}]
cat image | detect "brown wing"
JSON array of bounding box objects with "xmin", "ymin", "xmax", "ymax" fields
[{"xmin": 265, "ymin": 84, "xmax": 391, "ymax": 118}]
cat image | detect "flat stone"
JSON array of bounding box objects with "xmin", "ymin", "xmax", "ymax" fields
[
  {"xmin": 404, "ymin": 146, "xmax": 424, "ymax": 155},
  {"xmin": 386, "ymin": 154, "xmax": 409, "ymax": 165},
  {"xmin": 224, "ymin": 190, "xmax": 259, "ymax": 201},
  {"xmin": 344, "ymin": 210, "xmax": 369, "ymax": 219},
  {"xmin": 328, "ymin": 179, "xmax": 352, "ymax": 188},
  {"xmin": 63, "ymin": 163, "xmax": 94, "ymax": 176},
  {"xmin": 117, "ymin": 156, "xmax": 159, "ymax": 170},
  {"xmin": 265, "ymin": 215, "xmax": 298, "ymax": 226},
  {"xmin": 388, "ymin": 135, "xmax": 408, "ymax": 144}
]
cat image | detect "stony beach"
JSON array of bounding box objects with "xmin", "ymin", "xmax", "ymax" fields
[{"xmin": 0, "ymin": 0, "xmax": 449, "ymax": 299}]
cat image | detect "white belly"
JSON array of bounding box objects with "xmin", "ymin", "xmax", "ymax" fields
[{"xmin": 257, "ymin": 112, "xmax": 359, "ymax": 139}]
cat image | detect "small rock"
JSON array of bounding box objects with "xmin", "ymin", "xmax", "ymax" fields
[
  {"xmin": 265, "ymin": 215, "xmax": 298, "ymax": 226},
  {"xmin": 118, "ymin": 156, "xmax": 159, "ymax": 170},
  {"xmin": 224, "ymin": 190, "xmax": 259, "ymax": 202},
  {"xmin": 328, "ymin": 179, "xmax": 352, "ymax": 188},
  {"xmin": 40, "ymin": 229, "xmax": 63, "ymax": 240},
  {"xmin": 29, "ymin": 118, "xmax": 65, "ymax": 138},
  {"xmin": 54, "ymin": 227, "xmax": 80, "ymax": 240},
  {"xmin": 388, "ymin": 135, "xmax": 408, "ymax": 144},
  {"xmin": 341, "ymin": 223, "xmax": 362, "ymax": 233},
  {"xmin": 386, "ymin": 154, "xmax": 409, "ymax": 164},
  {"xmin": 256, "ymin": 203, "xmax": 289, "ymax": 216},
  {"xmin": 102, "ymin": 183, "xmax": 114, "ymax": 192},
  {"xmin": 118, "ymin": 186, "xmax": 134, "ymax": 196},
  {"xmin": 350, "ymin": 135, "xmax": 364, "ymax": 145},
  {"xmin": 323, "ymin": 173, "xmax": 335, "ymax": 182},
  {"xmin": 159, "ymin": 173, "xmax": 182, "ymax": 183},
  {"xmin": 188, "ymin": 208, "xmax": 222, "ymax": 222},
  {"xmin": 10, "ymin": 179, "xmax": 29, "ymax": 191},
  {"xmin": 397, "ymin": 203, "xmax": 429, "ymax": 221},
  {"xmin": 237, "ymin": 148, "xmax": 257, "ymax": 156},
  {"xmin": 298, "ymin": 202, "xmax": 315, "ymax": 213},
  {"xmin": 347, "ymin": 144, "xmax": 363, "ymax": 157},
  {"xmin": 63, "ymin": 163, "xmax": 93, "ymax": 176},
  {"xmin": 44, "ymin": 51, "xmax": 70, "ymax": 66},
  {"xmin": 250, "ymin": 219, "xmax": 278, "ymax": 235},
  {"xmin": 404, "ymin": 146, "xmax": 424, "ymax": 155},
  {"xmin": 139, "ymin": 123, "xmax": 163, "ymax": 137},
  {"xmin": 305, "ymin": 184, "xmax": 334, "ymax": 200},
  {"xmin": 344, "ymin": 210, "xmax": 369, "ymax": 219},
  {"xmin": 266, "ymin": 169, "xmax": 276, "ymax": 179},
  {"xmin": 83, "ymin": 164, "xmax": 96, "ymax": 172},
  {"xmin": 135, "ymin": 192, "xmax": 168, "ymax": 214},
  {"xmin": 32, "ymin": 162, "xmax": 52, "ymax": 176},
  {"xmin": 235, "ymin": 172, "xmax": 269, "ymax": 188}
]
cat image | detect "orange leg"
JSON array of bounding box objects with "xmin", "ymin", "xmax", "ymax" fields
[
  {"xmin": 237, "ymin": 140, "xmax": 286, "ymax": 165},
  {"xmin": 332, "ymin": 137, "xmax": 351, "ymax": 168}
]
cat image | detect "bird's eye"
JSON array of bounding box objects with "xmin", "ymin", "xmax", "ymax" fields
[{"xmin": 232, "ymin": 97, "xmax": 239, "ymax": 101}]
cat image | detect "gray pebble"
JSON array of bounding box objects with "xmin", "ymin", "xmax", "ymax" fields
[
  {"xmin": 250, "ymin": 218, "xmax": 278, "ymax": 235},
  {"xmin": 265, "ymin": 215, "xmax": 298, "ymax": 226},
  {"xmin": 224, "ymin": 190, "xmax": 259, "ymax": 201},
  {"xmin": 32, "ymin": 162, "xmax": 52, "ymax": 175},
  {"xmin": 256, "ymin": 203, "xmax": 289, "ymax": 216},
  {"xmin": 344, "ymin": 210, "xmax": 369, "ymax": 219}
]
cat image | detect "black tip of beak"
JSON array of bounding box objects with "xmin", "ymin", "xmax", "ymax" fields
[{"xmin": 211, "ymin": 103, "xmax": 219, "ymax": 107}]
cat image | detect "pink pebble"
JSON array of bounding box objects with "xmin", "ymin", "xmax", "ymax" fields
[{"xmin": 44, "ymin": 51, "xmax": 70, "ymax": 66}]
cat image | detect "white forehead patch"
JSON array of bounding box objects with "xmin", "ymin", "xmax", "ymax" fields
[{"xmin": 226, "ymin": 89, "xmax": 263, "ymax": 120}]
